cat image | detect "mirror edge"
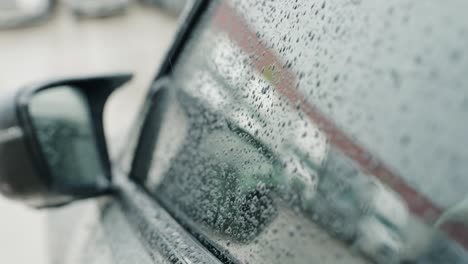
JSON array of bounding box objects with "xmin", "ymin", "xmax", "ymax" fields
[{"xmin": 0, "ymin": 73, "xmax": 132, "ymax": 208}]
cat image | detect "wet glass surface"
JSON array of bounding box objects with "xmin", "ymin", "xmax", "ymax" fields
[{"xmin": 140, "ymin": 0, "xmax": 468, "ymax": 263}]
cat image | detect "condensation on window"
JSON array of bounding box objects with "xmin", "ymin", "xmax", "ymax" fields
[{"xmin": 144, "ymin": 0, "xmax": 468, "ymax": 263}]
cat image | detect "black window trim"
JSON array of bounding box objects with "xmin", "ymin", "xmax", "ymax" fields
[{"xmin": 128, "ymin": 0, "xmax": 209, "ymax": 183}]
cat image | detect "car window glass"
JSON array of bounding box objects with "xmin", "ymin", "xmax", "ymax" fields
[{"xmin": 140, "ymin": 0, "xmax": 468, "ymax": 263}]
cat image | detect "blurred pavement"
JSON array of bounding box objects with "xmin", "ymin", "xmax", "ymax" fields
[{"xmin": 0, "ymin": 2, "xmax": 178, "ymax": 263}]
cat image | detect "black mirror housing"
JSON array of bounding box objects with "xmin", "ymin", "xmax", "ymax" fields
[{"xmin": 0, "ymin": 73, "xmax": 132, "ymax": 208}]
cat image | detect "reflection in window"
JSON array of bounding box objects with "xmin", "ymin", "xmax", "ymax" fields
[{"xmin": 142, "ymin": 0, "xmax": 468, "ymax": 263}]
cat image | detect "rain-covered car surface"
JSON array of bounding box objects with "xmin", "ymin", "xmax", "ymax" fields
[{"xmin": 134, "ymin": 0, "xmax": 468, "ymax": 263}]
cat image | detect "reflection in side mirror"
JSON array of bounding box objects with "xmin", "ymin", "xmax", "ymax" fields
[
  {"xmin": 0, "ymin": 74, "xmax": 132, "ymax": 208},
  {"xmin": 29, "ymin": 86, "xmax": 108, "ymax": 196}
]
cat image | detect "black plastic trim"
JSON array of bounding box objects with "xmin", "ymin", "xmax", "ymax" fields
[{"xmin": 129, "ymin": 0, "xmax": 209, "ymax": 182}]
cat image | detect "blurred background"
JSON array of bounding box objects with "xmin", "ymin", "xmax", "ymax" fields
[{"xmin": 0, "ymin": 0, "xmax": 184, "ymax": 262}]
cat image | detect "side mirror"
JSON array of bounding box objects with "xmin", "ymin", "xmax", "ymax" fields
[{"xmin": 0, "ymin": 73, "xmax": 132, "ymax": 208}]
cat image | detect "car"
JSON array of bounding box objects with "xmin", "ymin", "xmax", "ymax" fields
[
  {"xmin": 0, "ymin": 0, "xmax": 54, "ymax": 29},
  {"xmin": 1, "ymin": 0, "xmax": 468, "ymax": 263},
  {"xmin": 65, "ymin": 0, "xmax": 129, "ymax": 18},
  {"xmin": 139, "ymin": 0, "xmax": 187, "ymax": 15}
]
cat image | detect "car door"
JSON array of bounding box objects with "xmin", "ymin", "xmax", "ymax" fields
[{"xmin": 128, "ymin": 0, "xmax": 468, "ymax": 263}]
